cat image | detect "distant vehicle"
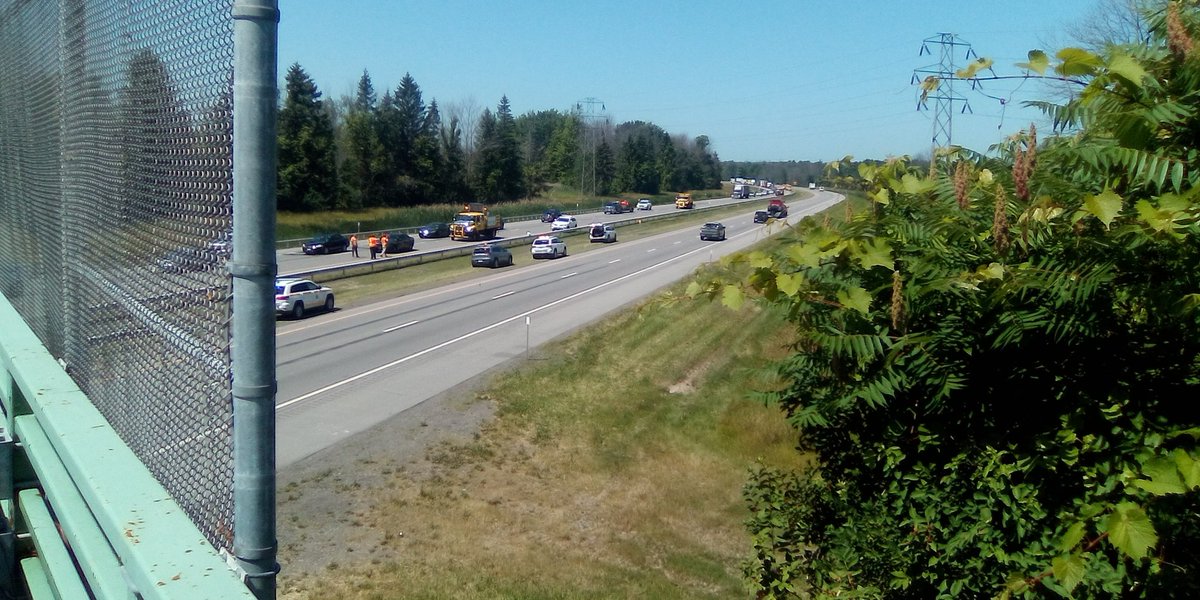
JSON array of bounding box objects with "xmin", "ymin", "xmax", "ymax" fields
[
  {"xmin": 275, "ymin": 278, "xmax": 334, "ymax": 319},
  {"xmin": 809, "ymin": 182, "xmax": 817, "ymax": 190},
  {"xmin": 471, "ymin": 244, "xmax": 513, "ymax": 268},
  {"xmin": 385, "ymin": 232, "xmax": 416, "ymax": 253},
  {"xmin": 700, "ymin": 222, "xmax": 727, "ymax": 241},
  {"xmin": 588, "ymin": 223, "xmax": 617, "ymax": 243},
  {"xmin": 302, "ymin": 233, "xmax": 350, "ymax": 255},
  {"xmin": 675, "ymin": 193, "xmax": 694, "ymax": 209},
  {"xmin": 551, "ymin": 215, "xmax": 578, "ymax": 231},
  {"xmin": 732, "ymin": 184, "xmax": 750, "ymax": 199},
  {"xmin": 451, "ymin": 202, "xmax": 504, "ymax": 241},
  {"xmin": 636, "ymin": 198, "xmax": 653, "ymax": 210},
  {"xmin": 819, "ymin": 186, "xmax": 825, "ymax": 191},
  {"xmin": 541, "ymin": 208, "xmax": 563, "ymax": 223},
  {"xmin": 775, "ymin": 189, "xmax": 785, "ymax": 196},
  {"xmin": 767, "ymin": 198, "xmax": 788, "ymax": 218},
  {"xmin": 206, "ymin": 232, "xmax": 232, "ymax": 256},
  {"xmin": 531, "ymin": 235, "xmax": 567, "ymax": 259},
  {"xmin": 418, "ymin": 222, "xmax": 450, "ymax": 238},
  {"xmin": 753, "ymin": 210, "xmax": 770, "ymax": 224},
  {"xmin": 603, "ymin": 200, "xmax": 633, "ymax": 214}
]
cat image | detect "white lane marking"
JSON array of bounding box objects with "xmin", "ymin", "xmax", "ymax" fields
[
  {"xmin": 278, "ymin": 243, "xmax": 712, "ymax": 410},
  {"xmin": 383, "ymin": 320, "xmax": 419, "ymax": 333},
  {"xmin": 674, "ymin": 240, "xmax": 682, "ymax": 245},
  {"xmin": 647, "ymin": 248, "xmax": 657, "ymax": 252},
  {"xmin": 492, "ymin": 291, "xmax": 515, "ymax": 299},
  {"xmin": 560, "ymin": 272, "xmax": 577, "ymax": 279},
  {"xmin": 608, "ymin": 259, "xmax": 621, "ymax": 264}
]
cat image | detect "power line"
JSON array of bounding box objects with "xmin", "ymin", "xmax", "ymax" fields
[
  {"xmin": 912, "ymin": 33, "xmax": 993, "ymax": 155},
  {"xmin": 574, "ymin": 97, "xmax": 607, "ymax": 199}
]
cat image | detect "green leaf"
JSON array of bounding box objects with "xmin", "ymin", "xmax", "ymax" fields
[
  {"xmin": 871, "ymin": 187, "xmax": 891, "ymax": 205},
  {"xmin": 1083, "ymin": 189, "xmax": 1123, "ymax": 228},
  {"xmin": 1107, "ymin": 52, "xmax": 1147, "ymax": 89},
  {"xmin": 1056, "ymin": 48, "xmax": 1103, "ymax": 77},
  {"xmin": 837, "ymin": 286, "xmax": 872, "ymax": 314},
  {"xmin": 786, "ymin": 243, "xmax": 824, "ymax": 268},
  {"xmin": 1059, "ymin": 521, "xmax": 1086, "ymax": 552},
  {"xmin": 977, "ymin": 262, "xmax": 1006, "ymax": 280},
  {"xmin": 956, "ymin": 57, "xmax": 994, "ymax": 79},
  {"xmin": 747, "ymin": 251, "xmax": 774, "ymax": 270},
  {"xmin": 1051, "ymin": 553, "xmax": 1087, "ymax": 592},
  {"xmin": 1105, "ymin": 504, "xmax": 1157, "ymax": 560},
  {"xmin": 685, "ymin": 281, "xmax": 704, "ymax": 298},
  {"xmin": 1172, "ymin": 449, "xmax": 1200, "ymax": 489},
  {"xmin": 1135, "ymin": 199, "xmax": 1184, "ymax": 236},
  {"xmin": 1134, "ymin": 457, "xmax": 1186, "ymax": 495},
  {"xmin": 1016, "ymin": 49, "xmax": 1049, "ymax": 74},
  {"xmin": 849, "ymin": 238, "xmax": 893, "ymax": 270},
  {"xmin": 899, "ymin": 173, "xmax": 936, "ymax": 195},
  {"xmin": 722, "ymin": 285, "xmax": 744, "ymax": 310},
  {"xmin": 776, "ymin": 273, "xmax": 804, "ymax": 297}
]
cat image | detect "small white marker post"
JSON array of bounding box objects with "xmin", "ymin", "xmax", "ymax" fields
[{"xmin": 526, "ymin": 316, "xmax": 531, "ymax": 357}]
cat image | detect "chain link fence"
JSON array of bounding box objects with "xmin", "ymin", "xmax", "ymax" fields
[{"xmin": 0, "ymin": 0, "xmax": 237, "ymax": 551}]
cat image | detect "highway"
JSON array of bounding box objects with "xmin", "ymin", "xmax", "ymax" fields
[
  {"xmin": 276, "ymin": 192, "xmax": 787, "ymax": 276},
  {"xmin": 274, "ymin": 190, "xmax": 844, "ymax": 468}
]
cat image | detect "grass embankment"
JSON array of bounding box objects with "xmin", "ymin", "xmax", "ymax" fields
[
  {"xmin": 279, "ymin": 282, "xmax": 807, "ymax": 599},
  {"xmin": 277, "ymin": 192, "xmax": 864, "ymax": 598},
  {"xmin": 277, "ymin": 184, "xmax": 733, "ymax": 241}
]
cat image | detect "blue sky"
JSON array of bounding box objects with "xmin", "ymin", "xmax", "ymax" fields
[{"xmin": 278, "ymin": 1, "xmax": 1102, "ymax": 163}]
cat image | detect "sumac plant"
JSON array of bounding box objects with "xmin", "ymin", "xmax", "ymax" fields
[{"xmin": 690, "ymin": 5, "xmax": 1200, "ymax": 598}]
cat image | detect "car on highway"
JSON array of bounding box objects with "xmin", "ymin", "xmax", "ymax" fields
[
  {"xmin": 206, "ymin": 231, "xmax": 232, "ymax": 256},
  {"xmin": 700, "ymin": 222, "xmax": 727, "ymax": 241},
  {"xmin": 275, "ymin": 278, "xmax": 334, "ymax": 319},
  {"xmin": 541, "ymin": 208, "xmax": 563, "ymax": 223},
  {"xmin": 603, "ymin": 199, "xmax": 632, "ymax": 214},
  {"xmin": 302, "ymin": 233, "xmax": 350, "ymax": 255},
  {"xmin": 636, "ymin": 198, "xmax": 653, "ymax": 210},
  {"xmin": 753, "ymin": 210, "xmax": 770, "ymax": 223},
  {"xmin": 418, "ymin": 222, "xmax": 450, "ymax": 238},
  {"xmin": 588, "ymin": 223, "xmax": 616, "ymax": 243},
  {"xmin": 531, "ymin": 235, "xmax": 567, "ymax": 259},
  {"xmin": 551, "ymin": 215, "xmax": 578, "ymax": 231},
  {"xmin": 471, "ymin": 244, "xmax": 513, "ymax": 268},
  {"xmin": 385, "ymin": 232, "xmax": 416, "ymax": 253}
]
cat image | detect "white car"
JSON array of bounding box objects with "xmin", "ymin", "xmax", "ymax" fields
[
  {"xmin": 275, "ymin": 278, "xmax": 334, "ymax": 319},
  {"xmin": 550, "ymin": 215, "xmax": 578, "ymax": 231},
  {"xmin": 636, "ymin": 199, "xmax": 652, "ymax": 210},
  {"xmin": 531, "ymin": 235, "xmax": 567, "ymax": 259},
  {"xmin": 588, "ymin": 223, "xmax": 616, "ymax": 243}
]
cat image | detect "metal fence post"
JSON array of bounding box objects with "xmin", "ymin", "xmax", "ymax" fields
[{"xmin": 231, "ymin": 1, "xmax": 279, "ymax": 598}]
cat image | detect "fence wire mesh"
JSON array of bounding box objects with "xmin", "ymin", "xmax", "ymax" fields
[{"xmin": 0, "ymin": 0, "xmax": 237, "ymax": 551}]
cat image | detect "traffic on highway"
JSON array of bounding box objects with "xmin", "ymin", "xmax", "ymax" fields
[{"xmin": 273, "ymin": 190, "xmax": 844, "ymax": 467}]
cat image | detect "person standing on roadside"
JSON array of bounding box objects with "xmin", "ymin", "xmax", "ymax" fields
[
  {"xmin": 349, "ymin": 233, "xmax": 359, "ymax": 257},
  {"xmin": 380, "ymin": 233, "xmax": 389, "ymax": 258},
  {"xmin": 367, "ymin": 234, "xmax": 378, "ymax": 260}
]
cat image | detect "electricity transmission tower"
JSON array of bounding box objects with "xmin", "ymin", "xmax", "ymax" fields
[
  {"xmin": 574, "ymin": 97, "xmax": 608, "ymax": 199},
  {"xmin": 912, "ymin": 33, "xmax": 985, "ymax": 155}
]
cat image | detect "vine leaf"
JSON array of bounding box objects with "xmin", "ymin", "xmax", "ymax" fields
[
  {"xmin": 1051, "ymin": 554, "xmax": 1086, "ymax": 593},
  {"xmin": 1172, "ymin": 449, "xmax": 1200, "ymax": 489},
  {"xmin": 1058, "ymin": 521, "xmax": 1086, "ymax": 552},
  {"xmin": 1017, "ymin": 50, "xmax": 1049, "ymax": 75},
  {"xmin": 1107, "ymin": 52, "xmax": 1147, "ymax": 89},
  {"xmin": 1083, "ymin": 189, "xmax": 1123, "ymax": 228},
  {"xmin": 722, "ymin": 284, "xmax": 745, "ymax": 310},
  {"xmin": 837, "ymin": 286, "xmax": 872, "ymax": 314},
  {"xmin": 1134, "ymin": 457, "xmax": 1186, "ymax": 495},
  {"xmin": 1105, "ymin": 504, "xmax": 1157, "ymax": 560},
  {"xmin": 850, "ymin": 238, "xmax": 893, "ymax": 270},
  {"xmin": 1056, "ymin": 48, "xmax": 1103, "ymax": 77},
  {"xmin": 776, "ymin": 273, "xmax": 804, "ymax": 297}
]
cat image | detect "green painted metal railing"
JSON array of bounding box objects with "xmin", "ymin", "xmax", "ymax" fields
[{"xmin": 0, "ymin": 292, "xmax": 255, "ymax": 599}]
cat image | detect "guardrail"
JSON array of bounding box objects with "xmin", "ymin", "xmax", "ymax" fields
[
  {"xmin": 0, "ymin": 293, "xmax": 255, "ymax": 599},
  {"xmin": 280, "ymin": 197, "xmax": 773, "ymax": 283}
]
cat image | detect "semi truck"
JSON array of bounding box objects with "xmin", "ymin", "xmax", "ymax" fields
[
  {"xmin": 732, "ymin": 184, "xmax": 750, "ymax": 199},
  {"xmin": 450, "ymin": 202, "xmax": 505, "ymax": 241}
]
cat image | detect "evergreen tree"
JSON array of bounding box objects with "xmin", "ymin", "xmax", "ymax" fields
[
  {"xmin": 439, "ymin": 116, "xmax": 471, "ymax": 203},
  {"xmin": 471, "ymin": 96, "xmax": 525, "ymax": 202},
  {"xmin": 277, "ymin": 63, "xmax": 338, "ymax": 212},
  {"xmin": 340, "ymin": 72, "xmax": 385, "ymax": 210},
  {"xmin": 594, "ymin": 138, "xmax": 615, "ymax": 195},
  {"xmin": 354, "ymin": 69, "xmax": 376, "ymax": 113},
  {"xmin": 544, "ymin": 114, "xmax": 582, "ymax": 184}
]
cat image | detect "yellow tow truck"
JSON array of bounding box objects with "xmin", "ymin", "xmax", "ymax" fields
[
  {"xmin": 674, "ymin": 193, "xmax": 694, "ymax": 209},
  {"xmin": 450, "ymin": 202, "xmax": 505, "ymax": 241}
]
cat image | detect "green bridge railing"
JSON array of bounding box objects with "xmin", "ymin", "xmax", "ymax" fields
[{"xmin": 0, "ymin": 292, "xmax": 254, "ymax": 599}]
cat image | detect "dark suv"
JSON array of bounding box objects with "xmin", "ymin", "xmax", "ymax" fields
[
  {"xmin": 541, "ymin": 208, "xmax": 563, "ymax": 223},
  {"xmin": 471, "ymin": 244, "xmax": 513, "ymax": 268},
  {"xmin": 302, "ymin": 233, "xmax": 350, "ymax": 255}
]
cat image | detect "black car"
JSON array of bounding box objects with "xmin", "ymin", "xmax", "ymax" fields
[
  {"xmin": 302, "ymin": 233, "xmax": 350, "ymax": 255},
  {"xmin": 753, "ymin": 210, "xmax": 770, "ymax": 223},
  {"xmin": 418, "ymin": 222, "xmax": 451, "ymax": 238},
  {"xmin": 385, "ymin": 232, "xmax": 415, "ymax": 253},
  {"xmin": 541, "ymin": 208, "xmax": 563, "ymax": 223}
]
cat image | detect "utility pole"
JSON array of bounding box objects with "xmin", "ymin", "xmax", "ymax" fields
[
  {"xmin": 574, "ymin": 97, "xmax": 607, "ymax": 201},
  {"xmin": 912, "ymin": 33, "xmax": 986, "ymax": 157}
]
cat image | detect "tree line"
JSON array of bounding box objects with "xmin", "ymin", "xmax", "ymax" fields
[{"xmin": 276, "ymin": 64, "xmax": 722, "ymax": 212}]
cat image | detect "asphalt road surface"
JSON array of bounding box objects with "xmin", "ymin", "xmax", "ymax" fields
[{"xmin": 274, "ymin": 191, "xmax": 844, "ymax": 467}]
